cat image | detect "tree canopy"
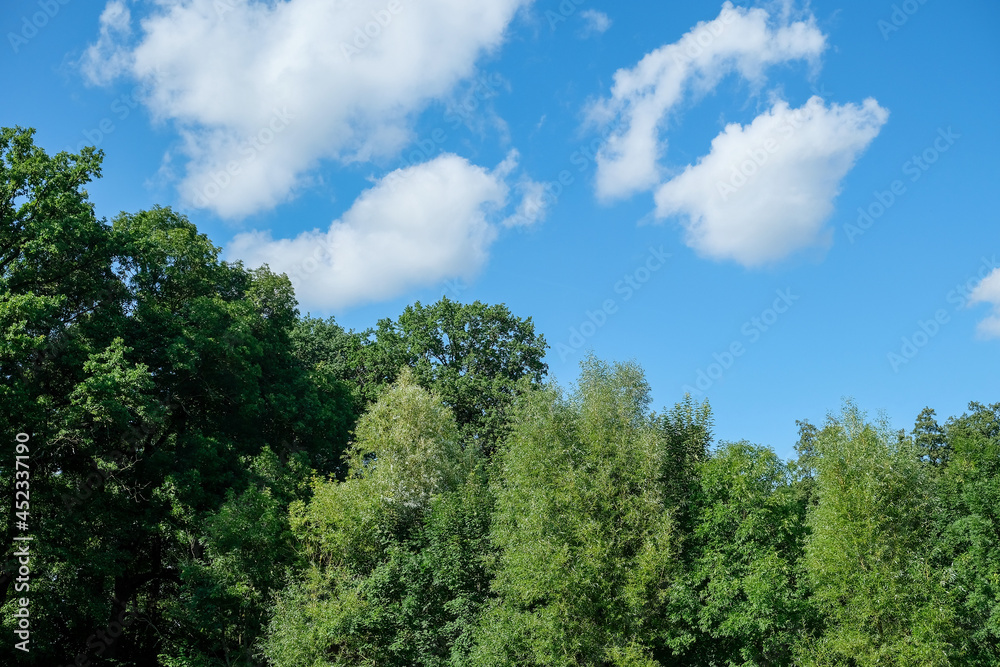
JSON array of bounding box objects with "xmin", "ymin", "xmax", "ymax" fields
[{"xmin": 2, "ymin": 126, "xmax": 998, "ymax": 666}]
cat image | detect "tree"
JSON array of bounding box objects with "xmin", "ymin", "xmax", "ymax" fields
[
  {"xmin": 473, "ymin": 358, "xmax": 690, "ymax": 666},
  {"xmin": 913, "ymin": 406, "xmax": 949, "ymax": 467},
  {"xmin": 295, "ymin": 298, "xmax": 549, "ymax": 454},
  {"xmin": 0, "ymin": 126, "xmax": 126, "ymax": 662},
  {"xmin": 669, "ymin": 441, "xmax": 814, "ymax": 667},
  {"xmin": 799, "ymin": 402, "xmax": 956, "ymax": 666},
  {"xmin": 0, "ymin": 127, "xmax": 353, "ymax": 664},
  {"xmin": 934, "ymin": 402, "xmax": 1000, "ymax": 665},
  {"xmin": 264, "ymin": 371, "xmax": 486, "ymax": 666}
]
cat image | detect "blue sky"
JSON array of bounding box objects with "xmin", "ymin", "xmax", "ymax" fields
[{"xmin": 4, "ymin": 0, "xmax": 998, "ymax": 457}]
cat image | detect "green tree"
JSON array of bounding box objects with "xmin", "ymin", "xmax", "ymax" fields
[
  {"xmin": 666, "ymin": 441, "xmax": 814, "ymax": 667},
  {"xmin": 294, "ymin": 298, "xmax": 549, "ymax": 455},
  {"xmin": 264, "ymin": 371, "xmax": 486, "ymax": 666},
  {"xmin": 473, "ymin": 358, "xmax": 697, "ymax": 666},
  {"xmin": 799, "ymin": 402, "xmax": 956, "ymax": 666},
  {"xmin": 935, "ymin": 402, "xmax": 1000, "ymax": 665},
  {"xmin": 913, "ymin": 406, "xmax": 949, "ymax": 468},
  {"xmin": 0, "ymin": 128, "xmax": 353, "ymax": 664}
]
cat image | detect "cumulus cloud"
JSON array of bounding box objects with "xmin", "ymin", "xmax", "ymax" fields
[
  {"xmin": 969, "ymin": 268, "xmax": 1000, "ymax": 339},
  {"xmin": 589, "ymin": 1, "xmax": 826, "ymax": 201},
  {"xmin": 655, "ymin": 96, "xmax": 888, "ymax": 266},
  {"xmin": 83, "ymin": 0, "xmax": 531, "ymax": 218},
  {"xmin": 579, "ymin": 9, "xmax": 611, "ymax": 37},
  {"xmin": 80, "ymin": 0, "xmax": 132, "ymax": 85},
  {"xmin": 226, "ymin": 153, "xmax": 534, "ymax": 310}
]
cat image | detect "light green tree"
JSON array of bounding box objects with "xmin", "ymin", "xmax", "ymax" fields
[
  {"xmin": 265, "ymin": 370, "xmax": 483, "ymax": 666},
  {"xmin": 798, "ymin": 402, "xmax": 956, "ymax": 666},
  {"xmin": 472, "ymin": 357, "xmax": 696, "ymax": 666}
]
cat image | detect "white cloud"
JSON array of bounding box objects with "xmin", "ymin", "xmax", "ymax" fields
[
  {"xmin": 80, "ymin": 1, "xmax": 132, "ymax": 85},
  {"xmin": 501, "ymin": 178, "xmax": 549, "ymax": 227},
  {"xmin": 226, "ymin": 153, "xmax": 532, "ymax": 311},
  {"xmin": 969, "ymin": 268, "xmax": 1000, "ymax": 339},
  {"xmin": 579, "ymin": 9, "xmax": 611, "ymax": 37},
  {"xmin": 655, "ymin": 96, "xmax": 888, "ymax": 266},
  {"xmin": 589, "ymin": 1, "xmax": 826, "ymax": 201},
  {"xmin": 83, "ymin": 0, "xmax": 531, "ymax": 218}
]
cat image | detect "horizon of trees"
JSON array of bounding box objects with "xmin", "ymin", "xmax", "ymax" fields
[{"xmin": 2, "ymin": 127, "xmax": 998, "ymax": 666}]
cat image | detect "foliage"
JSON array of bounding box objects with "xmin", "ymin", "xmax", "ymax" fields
[
  {"xmin": 670, "ymin": 441, "xmax": 814, "ymax": 666},
  {"xmin": 264, "ymin": 373, "xmax": 487, "ymax": 667},
  {"xmin": 293, "ymin": 298, "xmax": 548, "ymax": 455},
  {"xmin": 3, "ymin": 127, "xmax": 999, "ymax": 666},
  {"xmin": 0, "ymin": 128, "xmax": 352, "ymax": 665},
  {"xmin": 934, "ymin": 402, "xmax": 1000, "ymax": 665},
  {"xmin": 798, "ymin": 403, "xmax": 956, "ymax": 666},
  {"xmin": 474, "ymin": 358, "xmax": 688, "ymax": 666}
]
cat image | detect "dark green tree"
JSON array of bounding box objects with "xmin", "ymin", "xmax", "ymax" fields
[
  {"xmin": 913, "ymin": 406, "xmax": 949, "ymax": 467},
  {"xmin": 294, "ymin": 298, "xmax": 549, "ymax": 455},
  {"xmin": 0, "ymin": 128, "xmax": 353, "ymax": 665},
  {"xmin": 934, "ymin": 402, "xmax": 1000, "ymax": 665}
]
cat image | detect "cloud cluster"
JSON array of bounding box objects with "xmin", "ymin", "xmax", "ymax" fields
[
  {"xmin": 83, "ymin": 0, "xmax": 531, "ymax": 218},
  {"xmin": 589, "ymin": 1, "xmax": 888, "ymax": 266},
  {"xmin": 226, "ymin": 153, "xmax": 531, "ymax": 310},
  {"xmin": 656, "ymin": 96, "xmax": 888, "ymax": 266},
  {"xmin": 589, "ymin": 1, "xmax": 827, "ymax": 201},
  {"xmin": 969, "ymin": 268, "xmax": 1000, "ymax": 339}
]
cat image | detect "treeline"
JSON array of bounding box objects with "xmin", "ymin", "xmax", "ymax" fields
[{"xmin": 1, "ymin": 128, "xmax": 998, "ymax": 666}]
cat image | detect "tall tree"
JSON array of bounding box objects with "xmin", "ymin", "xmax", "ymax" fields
[
  {"xmin": 935, "ymin": 402, "xmax": 1000, "ymax": 665},
  {"xmin": 913, "ymin": 406, "xmax": 949, "ymax": 467},
  {"xmin": 264, "ymin": 371, "xmax": 486, "ymax": 666},
  {"xmin": 799, "ymin": 402, "xmax": 956, "ymax": 666},
  {"xmin": 0, "ymin": 126, "xmax": 124, "ymax": 661},
  {"xmin": 295, "ymin": 298, "xmax": 549, "ymax": 454},
  {"xmin": 0, "ymin": 128, "xmax": 353, "ymax": 664},
  {"xmin": 669, "ymin": 441, "xmax": 814, "ymax": 667},
  {"xmin": 474, "ymin": 357, "xmax": 698, "ymax": 666}
]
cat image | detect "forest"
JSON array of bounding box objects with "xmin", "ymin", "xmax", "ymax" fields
[{"xmin": 1, "ymin": 127, "xmax": 998, "ymax": 666}]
